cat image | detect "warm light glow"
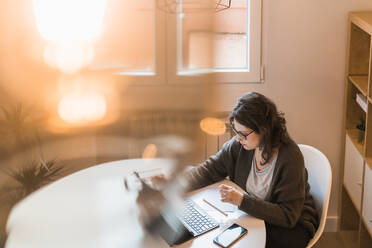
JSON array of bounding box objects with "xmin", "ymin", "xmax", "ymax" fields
[
  {"xmin": 142, "ymin": 144, "xmax": 158, "ymax": 159},
  {"xmin": 58, "ymin": 91, "xmax": 106, "ymax": 124},
  {"xmin": 33, "ymin": 0, "xmax": 107, "ymax": 43},
  {"xmin": 200, "ymin": 117, "xmax": 226, "ymax": 135},
  {"xmin": 44, "ymin": 42, "xmax": 95, "ymax": 74},
  {"xmin": 34, "ymin": 0, "xmax": 107, "ymax": 73}
]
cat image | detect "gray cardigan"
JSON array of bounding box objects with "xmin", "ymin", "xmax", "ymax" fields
[{"xmin": 185, "ymin": 137, "xmax": 319, "ymax": 237}]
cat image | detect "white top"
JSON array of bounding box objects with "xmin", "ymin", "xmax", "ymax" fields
[
  {"xmin": 5, "ymin": 159, "xmax": 266, "ymax": 248},
  {"xmin": 246, "ymin": 155, "xmax": 277, "ymax": 200}
]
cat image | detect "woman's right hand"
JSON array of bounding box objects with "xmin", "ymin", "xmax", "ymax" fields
[{"xmin": 219, "ymin": 184, "xmax": 244, "ymax": 206}]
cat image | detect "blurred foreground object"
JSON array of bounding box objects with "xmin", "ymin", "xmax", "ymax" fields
[
  {"xmin": 130, "ymin": 171, "xmax": 192, "ymax": 245},
  {"xmin": 124, "ymin": 135, "xmax": 194, "ymax": 244}
]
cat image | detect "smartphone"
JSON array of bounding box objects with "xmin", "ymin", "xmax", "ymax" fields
[{"xmin": 213, "ymin": 223, "xmax": 247, "ymax": 248}]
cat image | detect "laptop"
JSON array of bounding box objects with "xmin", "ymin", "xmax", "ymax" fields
[
  {"xmin": 146, "ymin": 198, "xmax": 219, "ymax": 246},
  {"xmin": 130, "ymin": 171, "xmax": 219, "ymax": 246}
]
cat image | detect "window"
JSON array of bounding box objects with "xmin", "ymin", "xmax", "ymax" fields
[
  {"xmin": 93, "ymin": 0, "xmax": 262, "ymax": 84},
  {"xmin": 92, "ymin": 0, "xmax": 165, "ymax": 84},
  {"xmin": 173, "ymin": 0, "xmax": 262, "ymax": 83}
]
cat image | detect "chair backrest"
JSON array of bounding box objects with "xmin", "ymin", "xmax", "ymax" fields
[{"xmin": 298, "ymin": 144, "xmax": 332, "ymax": 248}]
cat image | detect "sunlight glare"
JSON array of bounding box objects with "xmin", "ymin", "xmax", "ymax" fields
[
  {"xmin": 44, "ymin": 42, "xmax": 95, "ymax": 74},
  {"xmin": 34, "ymin": 0, "xmax": 106, "ymax": 73},
  {"xmin": 58, "ymin": 91, "xmax": 107, "ymax": 124},
  {"xmin": 33, "ymin": 0, "xmax": 107, "ymax": 43}
]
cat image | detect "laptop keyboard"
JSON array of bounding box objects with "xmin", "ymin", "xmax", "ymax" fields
[{"xmin": 181, "ymin": 199, "xmax": 219, "ymax": 236}]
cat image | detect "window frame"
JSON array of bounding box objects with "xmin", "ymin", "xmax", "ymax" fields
[
  {"xmin": 106, "ymin": 0, "xmax": 166, "ymax": 85},
  {"xmin": 167, "ymin": 0, "xmax": 262, "ymax": 84},
  {"xmin": 108, "ymin": 0, "xmax": 262, "ymax": 85}
]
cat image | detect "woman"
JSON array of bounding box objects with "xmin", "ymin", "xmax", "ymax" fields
[{"xmin": 184, "ymin": 92, "xmax": 318, "ymax": 248}]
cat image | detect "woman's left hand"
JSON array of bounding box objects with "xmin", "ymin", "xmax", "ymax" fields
[{"xmin": 219, "ymin": 184, "xmax": 244, "ymax": 206}]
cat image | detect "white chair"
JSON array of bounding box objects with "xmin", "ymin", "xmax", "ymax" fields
[{"xmin": 298, "ymin": 144, "xmax": 332, "ymax": 248}]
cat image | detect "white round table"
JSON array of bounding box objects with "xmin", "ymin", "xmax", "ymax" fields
[{"xmin": 5, "ymin": 159, "xmax": 266, "ymax": 248}]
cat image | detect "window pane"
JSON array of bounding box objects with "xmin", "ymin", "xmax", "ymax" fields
[
  {"xmin": 92, "ymin": 0, "xmax": 154, "ymax": 73},
  {"xmin": 179, "ymin": 0, "xmax": 248, "ymax": 72}
]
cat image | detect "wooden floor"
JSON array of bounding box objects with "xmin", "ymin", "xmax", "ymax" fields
[{"xmin": 313, "ymin": 232, "xmax": 349, "ymax": 248}]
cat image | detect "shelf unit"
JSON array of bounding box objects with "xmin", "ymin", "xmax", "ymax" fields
[{"xmin": 341, "ymin": 12, "xmax": 372, "ymax": 248}]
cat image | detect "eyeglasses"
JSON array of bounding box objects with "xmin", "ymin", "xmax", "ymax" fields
[{"xmin": 229, "ymin": 122, "xmax": 254, "ymax": 139}]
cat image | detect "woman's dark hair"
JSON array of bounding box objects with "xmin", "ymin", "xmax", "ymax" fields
[{"xmin": 229, "ymin": 92, "xmax": 290, "ymax": 165}]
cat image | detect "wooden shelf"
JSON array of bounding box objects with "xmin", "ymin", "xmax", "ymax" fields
[
  {"xmin": 350, "ymin": 12, "xmax": 372, "ymax": 35},
  {"xmin": 346, "ymin": 129, "xmax": 365, "ymax": 156},
  {"xmin": 343, "ymin": 182, "xmax": 362, "ymax": 214},
  {"xmin": 361, "ymin": 216, "xmax": 372, "ymax": 240},
  {"xmin": 365, "ymin": 157, "xmax": 372, "ymax": 171},
  {"xmin": 349, "ymin": 75, "xmax": 368, "ymax": 96},
  {"xmin": 342, "ymin": 12, "xmax": 372, "ymax": 247}
]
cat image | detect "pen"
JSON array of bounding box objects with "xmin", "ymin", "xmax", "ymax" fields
[
  {"xmin": 134, "ymin": 168, "xmax": 163, "ymax": 179},
  {"xmin": 135, "ymin": 168, "xmax": 162, "ymax": 174},
  {"xmin": 203, "ymin": 198, "xmax": 228, "ymax": 217}
]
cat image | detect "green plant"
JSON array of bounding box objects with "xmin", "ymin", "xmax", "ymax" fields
[
  {"xmin": 0, "ymin": 157, "xmax": 64, "ymax": 248},
  {"xmin": 356, "ymin": 118, "xmax": 366, "ymax": 131},
  {"xmin": 0, "ymin": 103, "xmax": 46, "ymax": 152},
  {"xmin": 3, "ymin": 158, "xmax": 64, "ymax": 198},
  {"xmin": 356, "ymin": 116, "xmax": 366, "ymax": 143}
]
